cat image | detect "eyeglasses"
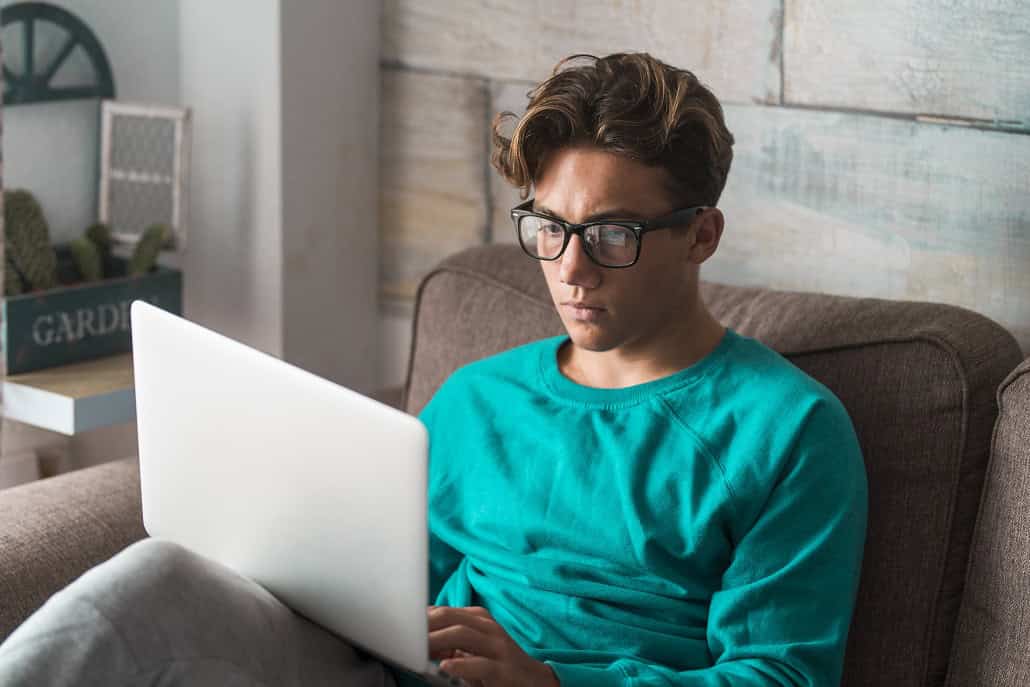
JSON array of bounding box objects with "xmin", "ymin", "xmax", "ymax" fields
[{"xmin": 510, "ymin": 199, "xmax": 708, "ymax": 268}]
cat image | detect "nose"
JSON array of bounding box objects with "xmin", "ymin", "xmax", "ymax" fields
[{"xmin": 559, "ymin": 234, "xmax": 602, "ymax": 288}]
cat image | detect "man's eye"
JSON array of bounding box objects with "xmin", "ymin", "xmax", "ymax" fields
[{"xmin": 541, "ymin": 224, "xmax": 564, "ymax": 237}]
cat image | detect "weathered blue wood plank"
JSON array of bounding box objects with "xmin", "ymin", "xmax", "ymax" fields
[
  {"xmin": 712, "ymin": 104, "xmax": 1030, "ymax": 351},
  {"xmin": 784, "ymin": 1, "xmax": 1030, "ymax": 129}
]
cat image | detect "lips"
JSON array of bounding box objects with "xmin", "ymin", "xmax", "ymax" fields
[{"xmin": 562, "ymin": 301, "xmax": 606, "ymax": 322}]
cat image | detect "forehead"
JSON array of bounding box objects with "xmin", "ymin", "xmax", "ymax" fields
[{"xmin": 533, "ymin": 145, "xmax": 675, "ymax": 217}]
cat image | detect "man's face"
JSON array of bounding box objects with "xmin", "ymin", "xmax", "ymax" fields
[{"xmin": 532, "ymin": 145, "xmax": 707, "ymax": 354}]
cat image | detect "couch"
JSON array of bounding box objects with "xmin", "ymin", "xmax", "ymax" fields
[{"xmin": 1, "ymin": 244, "xmax": 1027, "ymax": 687}]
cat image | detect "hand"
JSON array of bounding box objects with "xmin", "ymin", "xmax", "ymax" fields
[{"xmin": 428, "ymin": 605, "xmax": 559, "ymax": 686}]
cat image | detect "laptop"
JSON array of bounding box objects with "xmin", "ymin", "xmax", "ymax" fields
[{"xmin": 131, "ymin": 300, "xmax": 466, "ymax": 686}]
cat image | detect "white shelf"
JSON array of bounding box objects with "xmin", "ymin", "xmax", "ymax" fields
[{"xmin": 2, "ymin": 354, "xmax": 136, "ymax": 435}]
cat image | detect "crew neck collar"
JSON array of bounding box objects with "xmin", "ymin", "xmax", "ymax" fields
[{"xmin": 538, "ymin": 327, "xmax": 738, "ymax": 408}]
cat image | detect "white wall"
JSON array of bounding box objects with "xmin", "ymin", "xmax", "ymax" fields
[
  {"xmin": 178, "ymin": 0, "xmax": 284, "ymax": 358},
  {"xmin": 3, "ymin": 0, "xmax": 380, "ymax": 387},
  {"xmin": 0, "ymin": 1, "xmax": 381, "ymax": 483},
  {"xmin": 180, "ymin": 0, "xmax": 380, "ymax": 389},
  {"xmin": 3, "ymin": 0, "xmax": 180, "ymax": 243},
  {"xmin": 280, "ymin": 0, "xmax": 380, "ymax": 391}
]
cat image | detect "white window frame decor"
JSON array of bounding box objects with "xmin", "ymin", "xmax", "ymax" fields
[{"xmin": 98, "ymin": 100, "xmax": 192, "ymax": 251}]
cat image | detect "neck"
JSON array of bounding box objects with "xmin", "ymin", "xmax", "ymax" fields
[{"xmin": 558, "ymin": 304, "xmax": 726, "ymax": 389}]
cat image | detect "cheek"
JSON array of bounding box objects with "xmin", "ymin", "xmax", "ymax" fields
[
  {"xmin": 608, "ymin": 273, "xmax": 652, "ymax": 311},
  {"xmin": 609, "ymin": 264, "xmax": 683, "ymax": 315},
  {"xmin": 631, "ymin": 240, "xmax": 688, "ymax": 292},
  {"xmin": 540, "ymin": 262, "xmax": 562, "ymax": 296}
]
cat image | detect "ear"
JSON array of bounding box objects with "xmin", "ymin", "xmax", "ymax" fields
[{"xmin": 688, "ymin": 208, "xmax": 724, "ymax": 264}]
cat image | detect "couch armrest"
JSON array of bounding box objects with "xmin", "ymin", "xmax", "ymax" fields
[
  {"xmin": 0, "ymin": 457, "xmax": 146, "ymax": 642},
  {"xmin": 370, "ymin": 385, "xmax": 404, "ymax": 411}
]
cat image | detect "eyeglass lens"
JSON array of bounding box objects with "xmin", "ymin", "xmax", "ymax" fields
[{"xmin": 517, "ymin": 216, "xmax": 637, "ymax": 267}]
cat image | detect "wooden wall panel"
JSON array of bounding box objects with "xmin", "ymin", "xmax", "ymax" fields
[
  {"xmin": 380, "ymin": 68, "xmax": 488, "ymax": 303},
  {"xmin": 711, "ymin": 104, "xmax": 1030, "ymax": 351},
  {"xmin": 784, "ymin": 1, "xmax": 1030, "ymax": 127},
  {"xmin": 379, "ymin": 1, "xmax": 1030, "ymax": 380},
  {"xmin": 384, "ymin": 0, "xmax": 782, "ymax": 105}
]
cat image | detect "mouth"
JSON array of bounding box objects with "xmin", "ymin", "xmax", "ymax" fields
[{"xmin": 561, "ymin": 301, "xmax": 607, "ymax": 322}]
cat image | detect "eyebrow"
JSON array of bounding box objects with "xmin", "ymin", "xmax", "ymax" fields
[{"xmin": 533, "ymin": 204, "xmax": 648, "ymax": 223}]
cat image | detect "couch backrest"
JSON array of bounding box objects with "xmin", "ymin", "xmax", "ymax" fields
[
  {"xmin": 403, "ymin": 244, "xmax": 1024, "ymax": 687},
  {"xmin": 945, "ymin": 357, "xmax": 1030, "ymax": 687}
]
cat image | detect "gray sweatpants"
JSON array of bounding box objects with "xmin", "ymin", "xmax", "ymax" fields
[{"xmin": 0, "ymin": 538, "xmax": 399, "ymax": 686}]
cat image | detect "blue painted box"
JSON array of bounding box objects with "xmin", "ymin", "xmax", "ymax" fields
[{"xmin": 1, "ymin": 245, "xmax": 183, "ymax": 375}]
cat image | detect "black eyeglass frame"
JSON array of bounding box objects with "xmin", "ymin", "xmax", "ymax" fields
[{"xmin": 510, "ymin": 199, "xmax": 709, "ymax": 268}]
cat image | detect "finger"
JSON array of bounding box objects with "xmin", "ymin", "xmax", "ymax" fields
[
  {"xmin": 428, "ymin": 624, "xmax": 500, "ymax": 659},
  {"xmin": 428, "ymin": 647, "xmax": 458, "ymax": 662},
  {"xmin": 439, "ymin": 655, "xmax": 498, "ymax": 683},
  {"xmin": 428, "ymin": 606, "xmax": 500, "ymax": 634},
  {"xmin": 429, "ymin": 648, "xmax": 477, "ymax": 663}
]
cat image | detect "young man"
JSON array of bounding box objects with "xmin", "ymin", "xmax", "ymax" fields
[{"xmin": 0, "ymin": 53, "xmax": 866, "ymax": 687}]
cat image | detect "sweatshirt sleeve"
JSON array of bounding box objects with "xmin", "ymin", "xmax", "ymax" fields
[
  {"xmin": 418, "ymin": 382, "xmax": 466, "ymax": 603},
  {"xmin": 546, "ymin": 398, "xmax": 869, "ymax": 687}
]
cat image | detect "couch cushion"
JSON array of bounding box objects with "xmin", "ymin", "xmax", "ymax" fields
[
  {"xmin": 0, "ymin": 457, "xmax": 146, "ymax": 641},
  {"xmin": 404, "ymin": 244, "xmax": 1023, "ymax": 687},
  {"xmin": 946, "ymin": 357, "xmax": 1030, "ymax": 687}
]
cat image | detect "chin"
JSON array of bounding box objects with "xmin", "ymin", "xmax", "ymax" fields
[{"xmin": 563, "ymin": 320, "xmax": 619, "ymax": 352}]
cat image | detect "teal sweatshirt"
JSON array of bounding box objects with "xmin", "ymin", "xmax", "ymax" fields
[{"xmin": 404, "ymin": 327, "xmax": 867, "ymax": 686}]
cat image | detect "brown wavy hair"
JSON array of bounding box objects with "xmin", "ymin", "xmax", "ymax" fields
[{"xmin": 491, "ymin": 52, "xmax": 734, "ymax": 207}]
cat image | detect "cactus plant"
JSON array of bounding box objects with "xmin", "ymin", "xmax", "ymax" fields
[
  {"xmin": 70, "ymin": 236, "xmax": 103, "ymax": 281},
  {"xmin": 1, "ymin": 194, "xmax": 173, "ymax": 291},
  {"xmin": 129, "ymin": 223, "xmax": 171, "ymax": 276},
  {"xmin": 3, "ymin": 189, "xmax": 58, "ymax": 292},
  {"xmin": 85, "ymin": 223, "xmax": 113, "ymax": 253},
  {"xmin": 69, "ymin": 222, "xmax": 114, "ymax": 281},
  {"xmin": 4, "ymin": 255, "xmax": 24, "ymax": 296}
]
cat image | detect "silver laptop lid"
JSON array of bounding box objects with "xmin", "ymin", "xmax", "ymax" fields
[{"xmin": 131, "ymin": 300, "xmax": 430, "ymax": 673}]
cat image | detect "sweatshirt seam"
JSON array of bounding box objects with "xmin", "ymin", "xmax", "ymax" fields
[
  {"xmin": 658, "ymin": 396, "xmax": 742, "ymax": 523},
  {"xmin": 536, "ymin": 336, "xmax": 733, "ymax": 410}
]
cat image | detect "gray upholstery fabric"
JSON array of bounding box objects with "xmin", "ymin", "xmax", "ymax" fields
[
  {"xmin": 404, "ymin": 247, "xmax": 563, "ymax": 415},
  {"xmin": 404, "ymin": 244, "xmax": 1024, "ymax": 687},
  {"xmin": 946, "ymin": 357, "xmax": 1030, "ymax": 687},
  {"xmin": 0, "ymin": 458, "xmax": 146, "ymax": 641}
]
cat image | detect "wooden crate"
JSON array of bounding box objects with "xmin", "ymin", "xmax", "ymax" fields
[{"xmin": 1, "ymin": 245, "xmax": 182, "ymax": 375}]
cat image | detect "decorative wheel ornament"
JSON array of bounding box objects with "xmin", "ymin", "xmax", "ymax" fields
[{"xmin": 1, "ymin": 1, "xmax": 115, "ymax": 105}]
